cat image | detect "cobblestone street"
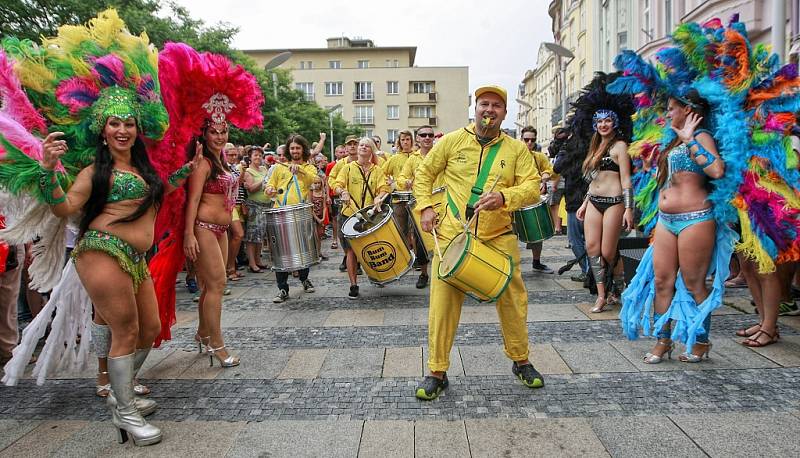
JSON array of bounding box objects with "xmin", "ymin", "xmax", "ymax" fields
[{"xmin": 2, "ymin": 237, "xmax": 799, "ymax": 457}]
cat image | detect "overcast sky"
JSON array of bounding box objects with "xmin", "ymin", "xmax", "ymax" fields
[{"xmin": 172, "ymin": 0, "xmax": 555, "ymax": 130}]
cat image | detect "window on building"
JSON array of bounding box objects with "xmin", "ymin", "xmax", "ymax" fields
[
  {"xmin": 295, "ymin": 82, "xmax": 314, "ymax": 101},
  {"xmin": 325, "ymin": 105, "xmax": 343, "ymax": 116},
  {"xmin": 364, "ymin": 129, "xmax": 373, "ymax": 138},
  {"xmin": 354, "ymin": 81, "xmax": 373, "ymax": 100},
  {"xmin": 580, "ymin": 1, "xmax": 586, "ymax": 32},
  {"xmin": 354, "ymin": 105, "xmax": 374, "ymax": 124},
  {"xmin": 329, "ymin": 60, "xmax": 341, "ymax": 69},
  {"xmin": 385, "ymin": 59, "xmax": 391, "ymax": 67},
  {"xmin": 665, "ymin": 0, "xmax": 673, "ymax": 35},
  {"xmin": 642, "ymin": 0, "xmax": 653, "ymax": 42},
  {"xmin": 410, "ymin": 105, "xmax": 434, "ymax": 118},
  {"xmin": 387, "ymin": 105, "xmax": 400, "ymax": 120},
  {"xmin": 299, "ymin": 61, "xmax": 312, "ymax": 70},
  {"xmin": 324, "ymin": 81, "xmax": 343, "ymax": 96},
  {"xmin": 387, "ymin": 129, "xmax": 398, "ymax": 143},
  {"xmin": 410, "ymin": 81, "xmax": 434, "ymax": 94},
  {"xmin": 357, "ymin": 60, "xmax": 369, "ymax": 69},
  {"xmin": 387, "ymin": 81, "xmax": 399, "ymax": 95},
  {"xmin": 393, "ymin": 59, "xmax": 399, "ymax": 68},
  {"xmin": 579, "ymin": 62, "xmax": 586, "ymax": 86}
]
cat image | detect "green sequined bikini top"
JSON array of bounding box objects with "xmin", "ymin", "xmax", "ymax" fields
[{"xmin": 108, "ymin": 169, "xmax": 149, "ymax": 203}]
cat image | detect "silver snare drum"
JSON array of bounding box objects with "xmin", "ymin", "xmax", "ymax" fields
[
  {"xmin": 391, "ymin": 191, "xmax": 414, "ymax": 205},
  {"xmin": 264, "ymin": 203, "xmax": 321, "ymax": 272}
]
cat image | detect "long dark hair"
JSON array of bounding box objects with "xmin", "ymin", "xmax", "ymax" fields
[
  {"xmin": 79, "ymin": 137, "xmax": 164, "ymax": 235},
  {"xmin": 582, "ymin": 131, "xmax": 626, "ymax": 175},
  {"xmin": 188, "ymin": 128, "xmax": 231, "ymax": 180},
  {"xmin": 284, "ymin": 134, "xmax": 311, "ymax": 162},
  {"xmin": 656, "ymin": 90, "xmax": 711, "ymax": 188}
]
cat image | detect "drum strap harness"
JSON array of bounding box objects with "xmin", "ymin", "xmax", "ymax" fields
[
  {"xmin": 356, "ymin": 165, "xmax": 376, "ymax": 209},
  {"xmin": 447, "ymin": 140, "xmax": 503, "ymax": 226},
  {"xmin": 281, "ymin": 174, "xmax": 303, "ymax": 206}
]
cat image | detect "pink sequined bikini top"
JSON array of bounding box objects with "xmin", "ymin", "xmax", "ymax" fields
[{"xmin": 202, "ymin": 158, "xmax": 237, "ymax": 211}]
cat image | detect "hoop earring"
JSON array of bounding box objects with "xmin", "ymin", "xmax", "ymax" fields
[{"xmin": 102, "ymin": 138, "xmax": 107, "ymax": 145}]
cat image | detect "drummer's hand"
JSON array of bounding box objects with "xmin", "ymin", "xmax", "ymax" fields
[
  {"xmin": 420, "ymin": 207, "xmax": 438, "ymax": 233},
  {"xmin": 474, "ymin": 191, "xmax": 504, "ymax": 213},
  {"xmin": 265, "ymin": 186, "xmax": 277, "ymax": 197},
  {"xmin": 340, "ymin": 190, "xmax": 350, "ymax": 203},
  {"xmin": 405, "ymin": 179, "xmax": 413, "ymax": 190},
  {"xmin": 289, "ymin": 164, "xmax": 299, "ymax": 175},
  {"xmin": 623, "ymin": 208, "xmax": 634, "ymax": 231},
  {"xmin": 184, "ymin": 234, "xmax": 200, "ymax": 262},
  {"xmin": 576, "ymin": 202, "xmax": 587, "ymax": 221}
]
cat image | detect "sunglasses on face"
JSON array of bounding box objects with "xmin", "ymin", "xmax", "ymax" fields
[
  {"xmin": 417, "ymin": 133, "xmax": 434, "ymax": 138},
  {"xmin": 522, "ymin": 138, "xmax": 536, "ymax": 143}
]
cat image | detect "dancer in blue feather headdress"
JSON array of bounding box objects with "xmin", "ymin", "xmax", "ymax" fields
[{"xmin": 611, "ymin": 15, "xmax": 800, "ymax": 360}]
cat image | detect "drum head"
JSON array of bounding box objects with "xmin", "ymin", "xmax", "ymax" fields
[
  {"xmin": 439, "ymin": 232, "xmax": 469, "ymax": 274},
  {"xmin": 341, "ymin": 204, "xmax": 393, "ymax": 238}
]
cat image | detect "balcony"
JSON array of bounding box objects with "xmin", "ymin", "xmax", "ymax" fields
[
  {"xmin": 352, "ymin": 116, "xmax": 375, "ymax": 125},
  {"xmin": 407, "ymin": 116, "xmax": 435, "ymax": 127},
  {"xmin": 353, "ymin": 92, "xmax": 374, "ymax": 102},
  {"xmin": 407, "ymin": 92, "xmax": 437, "ymax": 104}
]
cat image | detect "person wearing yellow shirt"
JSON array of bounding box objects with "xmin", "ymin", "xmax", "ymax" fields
[
  {"xmin": 328, "ymin": 135, "xmax": 360, "ymax": 272},
  {"xmin": 382, "ymin": 129, "xmax": 417, "ymax": 264},
  {"xmin": 521, "ymin": 126, "xmax": 555, "ymax": 274},
  {"xmin": 331, "ymin": 138, "xmax": 392, "ymax": 299},
  {"xmin": 413, "ymin": 85, "xmax": 543, "ymax": 400},
  {"xmin": 397, "ymin": 125, "xmax": 437, "ymax": 289},
  {"xmin": 265, "ymin": 134, "xmax": 318, "ymax": 303}
]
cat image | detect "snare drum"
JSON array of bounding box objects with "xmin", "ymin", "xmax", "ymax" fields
[
  {"xmin": 391, "ymin": 191, "xmax": 414, "ymax": 204},
  {"xmin": 342, "ymin": 204, "xmax": 415, "ymax": 285},
  {"xmin": 512, "ymin": 199, "xmax": 554, "ymax": 243},
  {"xmin": 438, "ymin": 231, "xmax": 512, "ymax": 302},
  {"xmin": 264, "ymin": 203, "xmax": 321, "ymax": 272}
]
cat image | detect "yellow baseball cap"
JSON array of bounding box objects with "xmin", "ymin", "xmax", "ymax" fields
[
  {"xmin": 344, "ymin": 135, "xmax": 359, "ymax": 144},
  {"xmin": 474, "ymin": 85, "xmax": 508, "ymax": 106}
]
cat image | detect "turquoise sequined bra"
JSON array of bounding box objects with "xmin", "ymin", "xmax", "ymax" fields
[
  {"xmin": 108, "ymin": 169, "xmax": 149, "ymax": 203},
  {"xmin": 666, "ymin": 129, "xmax": 711, "ymax": 182}
]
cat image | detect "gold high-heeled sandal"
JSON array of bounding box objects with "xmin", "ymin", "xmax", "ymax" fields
[
  {"xmin": 679, "ymin": 342, "xmax": 712, "ymax": 363},
  {"xmin": 208, "ymin": 346, "xmax": 240, "ymax": 368},
  {"xmin": 643, "ymin": 339, "xmax": 674, "ymax": 364}
]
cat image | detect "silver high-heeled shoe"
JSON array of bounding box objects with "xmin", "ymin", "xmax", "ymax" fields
[
  {"xmin": 107, "ymin": 353, "xmax": 162, "ymax": 446},
  {"xmin": 194, "ymin": 334, "xmax": 210, "ymax": 354},
  {"xmin": 208, "ymin": 346, "xmax": 240, "ymax": 368},
  {"xmin": 643, "ymin": 339, "xmax": 674, "ymax": 364},
  {"xmin": 679, "ymin": 342, "xmax": 712, "ymax": 363}
]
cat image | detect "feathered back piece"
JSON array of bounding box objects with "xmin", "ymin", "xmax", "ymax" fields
[
  {"xmin": 148, "ymin": 42, "xmax": 264, "ymax": 346},
  {"xmin": 0, "ymin": 8, "xmax": 168, "ymax": 197},
  {"xmin": 609, "ymin": 15, "xmax": 800, "ymax": 272},
  {"xmin": 569, "ymin": 72, "xmax": 634, "ymax": 144}
]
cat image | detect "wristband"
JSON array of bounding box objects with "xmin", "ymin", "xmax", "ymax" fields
[
  {"xmin": 623, "ymin": 187, "xmax": 634, "ymax": 209},
  {"xmin": 168, "ymin": 163, "xmax": 192, "ymax": 187},
  {"xmin": 687, "ymin": 140, "xmax": 716, "ymax": 166},
  {"xmin": 38, "ymin": 168, "xmax": 66, "ymax": 205}
]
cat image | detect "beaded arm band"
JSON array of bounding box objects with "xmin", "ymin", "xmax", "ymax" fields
[
  {"xmin": 687, "ymin": 140, "xmax": 716, "ymax": 166},
  {"xmin": 38, "ymin": 168, "xmax": 66, "ymax": 205},
  {"xmin": 623, "ymin": 187, "xmax": 634, "ymax": 209},
  {"xmin": 168, "ymin": 163, "xmax": 192, "ymax": 187}
]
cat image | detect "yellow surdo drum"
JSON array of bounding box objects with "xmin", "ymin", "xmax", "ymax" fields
[
  {"xmin": 438, "ymin": 231, "xmax": 512, "ymax": 302},
  {"xmin": 341, "ymin": 204, "xmax": 415, "ymax": 285},
  {"xmin": 410, "ymin": 186, "xmax": 447, "ymax": 258}
]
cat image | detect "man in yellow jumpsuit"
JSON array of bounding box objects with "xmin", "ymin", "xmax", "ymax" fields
[
  {"xmin": 265, "ymin": 134, "xmax": 319, "ymax": 303},
  {"xmin": 413, "ymin": 86, "xmax": 543, "ymax": 400}
]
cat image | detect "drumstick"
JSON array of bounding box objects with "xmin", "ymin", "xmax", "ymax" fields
[
  {"xmin": 465, "ymin": 174, "xmax": 502, "ymax": 230},
  {"xmin": 277, "ymin": 162, "xmax": 309, "ymax": 176},
  {"xmin": 431, "ymin": 226, "xmax": 444, "ymax": 261}
]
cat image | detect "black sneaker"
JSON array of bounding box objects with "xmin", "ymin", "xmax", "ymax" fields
[
  {"xmin": 348, "ymin": 285, "xmax": 359, "ymax": 299},
  {"xmin": 531, "ymin": 261, "xmax": 554, "ymax": 274},
  {"xmin": 570, "ymin": 272, "xmax": 587, "ymax": 283},
  {"xmin": 273, "ymin": 289, "xmax": 289, "ymax": 303},
  {"xmin": 415, "ymin": 274, "xmax": 429, "ymax": 289},
  {"xmin": 512, "ymin": 361, "xmax": 544, "ymax": 388},
  {"xmin": 303, "ymin": 280, "xmax": 315, "ymax": 293},
  {"xmin": 415, "ymin": 373, "xmax": 448, "ymax": 400}
]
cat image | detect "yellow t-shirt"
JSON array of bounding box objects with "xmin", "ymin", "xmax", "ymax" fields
[
  {"xmin": 267, "ymin": 163, "xmax": 317, "ymax": 206},
  {"xmin": 331, "ymin": 161, "xmax": 393, "ymax": 217}
]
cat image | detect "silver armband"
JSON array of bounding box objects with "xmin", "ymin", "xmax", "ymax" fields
[{"xmin": 623, "ymin": 188, "xmax": 634, "ymax": 209}]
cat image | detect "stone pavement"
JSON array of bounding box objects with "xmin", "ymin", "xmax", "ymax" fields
[{"xmin": 1, "ymin": 237, "xmax": 799, "ymax": 457}]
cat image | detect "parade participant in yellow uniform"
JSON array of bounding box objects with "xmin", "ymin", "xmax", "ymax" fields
[
  {"xmin": 329, "ymin": 135, "xmax": 372, "ymax": 272},
  {"xmin": 382, "ymin": 130, "xmax": 417, "ymax": 263},
  {"xmin": 266, "ymin": 134, "xmax": 319, "ymax": 303},
  {"xmin": 398, "ymin": 125, "xmax": 438, "ymax": 289},
  {"xmin": 413, "ymin": 86, "xmax": 542, "ymax": 400},
  {"xmin": 331, "ymin": 138, "xmax": 392, "ymax": 299},
  {"xmin": 520, "ymin": 126, "xmax": 555, "ymax": 274}
]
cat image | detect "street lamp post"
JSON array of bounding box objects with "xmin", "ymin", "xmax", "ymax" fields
[
  {"xmin": 264, "ymin": 51, "xmax": 292, "ymax": 146},
  {"xmin": 327, "ymin": 104, "xmax": 342, "ymax": 161},
  {"xmin": 543, "ymin": 42, "xmax": 575, "ymax": 127}
]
